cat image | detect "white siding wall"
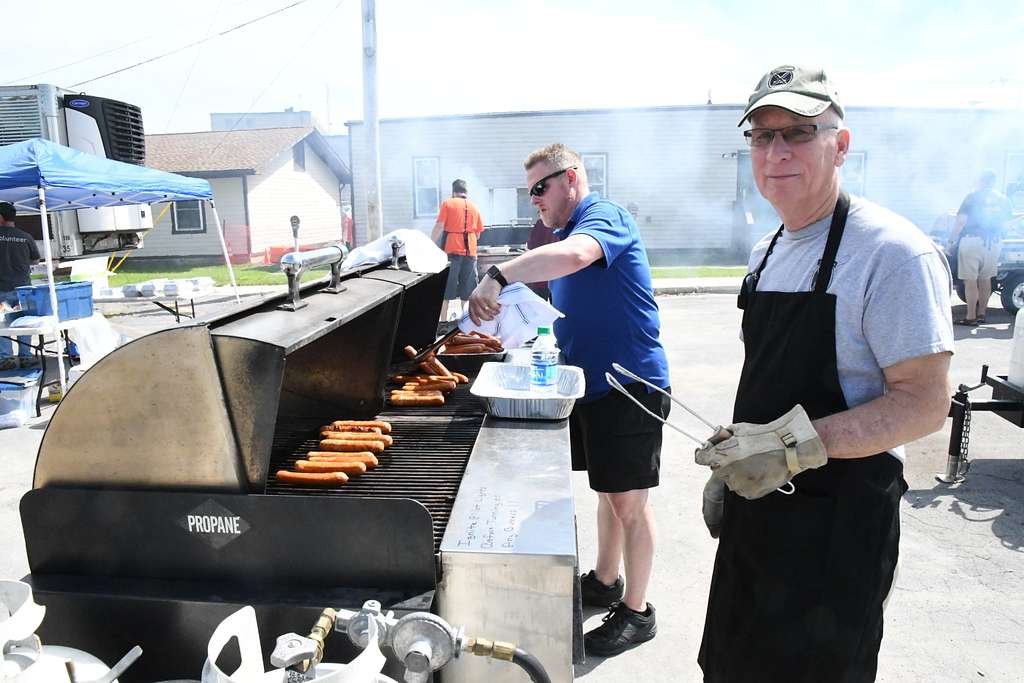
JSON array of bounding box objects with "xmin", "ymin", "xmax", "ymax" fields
[
  {"xmin": 139, "ymin": 176, "xmax": 246, "ymax": 257},
  {"xmin": 843, "ymin": 108, "xmax": 1022, "ymax": 231},
  {"xmin": 246, "ymin": 141, "xmax": 342, "ymax": 254},
  {"xmin": 348, "ymin": 107, "xmax": 744, "ymax": 250},
  {"xmin": 348, "ymin": 106, "xmax": 1024, "ymax": 255}
]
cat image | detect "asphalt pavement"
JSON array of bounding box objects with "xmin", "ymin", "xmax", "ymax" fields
[{"xmin": 0, "ymin": 288, "xmax": 1021, "ymax": 682}]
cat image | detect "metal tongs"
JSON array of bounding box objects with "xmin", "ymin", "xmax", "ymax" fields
[
  {"xmin": 605, "ymin": 363, "xmax": 795, "ymax": 495},
  {"xmin": 392, "ymin": 321, "xmax": 462, "ymax": 374}
]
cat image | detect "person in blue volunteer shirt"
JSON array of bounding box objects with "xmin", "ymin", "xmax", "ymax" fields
[{"xmin": 467, "ymin": 143, "xmax": 670, "ymax": 658}]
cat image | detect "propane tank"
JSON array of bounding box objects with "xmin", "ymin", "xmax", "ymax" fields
[
  {"xmin": 1009, "ymin": 309, "xmax": 1024, "ymax": 390},
  {"xmin": 1, "ymin": 580, "xmax": 140, "ymax": 683},
  {"xmin": 200, "ymin": 607, "xmax": 397, "ymax": 683}
]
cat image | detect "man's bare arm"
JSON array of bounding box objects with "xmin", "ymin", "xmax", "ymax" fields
[
  {"xmin": 497, "ymin": 234, "xmax": 603, "ymax": 284},
  {"xmin": 814, "ymin": 352, "xmax": 952, "ymax": 459},
  {"xmin": 430, "ymin": 221, "xmax": 445, "ymax": 243}
]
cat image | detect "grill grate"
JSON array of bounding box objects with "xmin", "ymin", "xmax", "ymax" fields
[{"xmin": 265, "ymin": 385, "xmax": 485, "ymax": 552}]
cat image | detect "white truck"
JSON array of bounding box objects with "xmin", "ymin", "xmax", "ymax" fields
[{"xmin": 0, "ymin": 83, "xmax": 152, "ymax": 257}]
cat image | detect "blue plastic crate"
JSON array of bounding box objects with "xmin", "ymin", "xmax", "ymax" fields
[{"xmin": 16, "ymin": 281, "xmax": 94, "ymax": 321}]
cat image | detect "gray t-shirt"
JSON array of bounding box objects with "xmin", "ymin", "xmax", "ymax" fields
[{"xmin": 747, "ymin": 195, "xmax": 955, "ymax": 461}]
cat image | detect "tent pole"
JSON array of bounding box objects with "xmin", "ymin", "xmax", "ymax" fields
[
  {"xmin": 209, "ymin": 200, "xmax": 240, "ymax": 303},
  {"xmin": 37, "ymin": 186, "xmax": 67, "ymax": 395}
]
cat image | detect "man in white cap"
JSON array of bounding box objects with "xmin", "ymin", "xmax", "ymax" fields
[{"xmin": 693, "ymin": 65, "xmax": 954, "ymax": 682}]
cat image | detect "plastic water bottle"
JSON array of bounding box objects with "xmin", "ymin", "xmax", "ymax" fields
[
  {"xmin": 1009, "ymin": 309, "xmax": 1024, "ymax": 390},
  {"xmin": 531, "ymin": 326, "xmax": 559, "ymax": 394}
]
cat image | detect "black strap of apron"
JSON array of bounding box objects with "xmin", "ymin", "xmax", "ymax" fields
[
  {"xmin": 814, "ymin": 191, "xmax": 850, "ymax": 293},
  {"xmin": 748, "ymin": 191, "xmax": 850, "ymax": 295},
  {"xmin": 463, "ymin": 199, "xmax": 470, "ymax": 253}
]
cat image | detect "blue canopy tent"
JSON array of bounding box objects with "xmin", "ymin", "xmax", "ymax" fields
[{"xmin": 0, "ymin": 138, "xmax": 240, "ymax": 391}]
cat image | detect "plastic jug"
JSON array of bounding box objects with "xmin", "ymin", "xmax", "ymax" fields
[
  {"xmin": 1008, "ymin": 309, "xmax": 1024, "ymax": 390},
  {"xmin": 530, "ymin": 326, "xmax": 559, "ymax": 393}
]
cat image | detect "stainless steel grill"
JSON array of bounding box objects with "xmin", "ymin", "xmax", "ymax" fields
[{"xmin": 266, "ymin": 386, "xmax": 485, "ymax": 551}]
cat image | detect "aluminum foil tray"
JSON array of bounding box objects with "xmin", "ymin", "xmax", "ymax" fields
[{"xmin": 470, "ymin": 362, "xmax": 585, "ymax": 420}]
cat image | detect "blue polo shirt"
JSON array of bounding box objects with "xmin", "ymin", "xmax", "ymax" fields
[{"xmin": 548, "ymin": 192, "xmax": 669, "ymax": 402}]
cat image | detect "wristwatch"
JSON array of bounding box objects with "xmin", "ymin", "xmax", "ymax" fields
[{"xmin": 486, "ymin": 264, "xmax": 508, "ymax": 288}]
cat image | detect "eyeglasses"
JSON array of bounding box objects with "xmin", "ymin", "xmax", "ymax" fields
[
  {"xmin": 743, "ymin": 124, "xmax": 839, "ymax": 148},
  {"xmin": 529, "ymin": 166, "xmax": 576, "ymax": 197}
]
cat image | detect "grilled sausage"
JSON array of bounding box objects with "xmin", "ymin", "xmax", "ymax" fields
[
  {"xmin": 319, "ymin": 439, "xmax": 385, "ymax": 454},
  {"xmin": 452, "ymin": 372, "xmax": 469, "ymax": 384},
  {"xmin": 307, "ymin": 452, "xmax": 379, "ymax": 467},
  {"xmin": 404, "ymin": 345, "xmax": 419, "ymax": 359},
  {"xmin": 390, "ymin": 389, "xmax": 444, "ymax": 398},
  {"xmin": 331, "ymin": 420, "xmax": 392, "ymax": 434},
  {"xmin": 389, "ymin": 393, "xmax": 445, "ymax": 406},
  {"xmin": 430, "ymin": 355, "xmax": 454, "ymax": 378},
  {"xmin": 442, "ymin": 343, "xmax": 488, "ymax": 354},
  {"xmin": 449, "ymin": 334, "xmax": 486, "ymax": 346},
  {"xmin": 393, "ymin": 374, "xmax": 453, "ymax": 383},
  {"xmin": 401, "ymin": 381, "xmax": 455, "ymax": 393},
  {"xmin": 321, "ymin": 424, "xmax": 381, "ymax": 434},
  {"xmin": 469, "ymin": 330, "xmax": 500, "ymax": 342},
  {"xmin": 276, "ymin": 470, "xmax": 348, "ymax": 486},
  {"xmin": 450, "ymin": 334, "xmax": 502, "ymax": 351},
  {"xmin": 295, "ymin": 460, "xmax": 367, "ymax": 474},
  {"xmin": 319, "ymin": 431, "xmax": 393, "ymax": 446}
]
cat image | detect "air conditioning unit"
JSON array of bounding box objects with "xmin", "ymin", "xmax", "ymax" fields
[{"xmin": 0, "ymin": 84, "xmax": 152, "ymax": 257}]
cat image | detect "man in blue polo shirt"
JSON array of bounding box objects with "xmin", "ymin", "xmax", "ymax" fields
[{"xmin": 468, "ymin": 143, "xmax": 670, "ymax": 658}]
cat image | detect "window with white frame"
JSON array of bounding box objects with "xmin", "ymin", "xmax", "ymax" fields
[
  {"xmin": 413, "ymin": 157, "xmax": 440, "ymax": 218},
  {"xmin": 516, "ymin": 188, "xmax": 537, "ymax": 221},
  {"xmin": 582, "ymin": 154, "xmax": 607, "ymax": 196},
  {"xmin": 171, "ymin": 200, "xmax": 206, "ymax": 234}
]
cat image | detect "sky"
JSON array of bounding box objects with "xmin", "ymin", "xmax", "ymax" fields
[{"xmin": 0, "ymin": 0, "xmax": 1021, "ymax": 135}]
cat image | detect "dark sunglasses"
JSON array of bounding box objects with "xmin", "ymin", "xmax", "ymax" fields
[
  {"xmin": 743, "ymin": 124, "xmax": 838, "ymax": 148},
  {"xmin": 529, "ymin": 166, "xmax": 577, "ymax": 197}
]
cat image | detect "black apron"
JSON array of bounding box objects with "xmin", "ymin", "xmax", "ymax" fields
[{"xmin": 698, "ymin": 193, "xmax": 906, "ymax": 683}]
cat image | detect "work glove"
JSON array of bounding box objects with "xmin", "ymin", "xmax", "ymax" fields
[
  {"xmin": 702, "ymin": 474, "xmax": 726, "ymax": 538},
  {"xmin": 694, "ymin": 404, "xmax": 827, "ymax": 500}
]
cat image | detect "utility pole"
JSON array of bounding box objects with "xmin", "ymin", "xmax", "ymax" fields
[{"xmin": 362, "ymin": 0, "xmax": 383, "ymax": 241}]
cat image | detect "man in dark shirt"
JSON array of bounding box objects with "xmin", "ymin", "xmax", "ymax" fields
[
  {"xmin": 948, "ymin": 171, "xmax": 1013, "ymax": 324},
  {"xmin": 0, "ymin": 202, "xmax": 41, "ymax": 369}
]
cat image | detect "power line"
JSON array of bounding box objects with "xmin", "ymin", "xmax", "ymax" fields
[
  {"xmin": 199, "ymin": 0, "xmax": 345, "ymax": 165},
  {"xmin": 0, "ymin": 0, "xmax": 260, "ymax": 86},
  {"xmin": 67, "ymin": 0, "xmax": 311, "ymax": 89},
  {"xmin": 164, "ymin": 0, "xmax": 227, "ymax": 132}
]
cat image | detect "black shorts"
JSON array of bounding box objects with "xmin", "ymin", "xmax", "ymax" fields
[
  {"xmin": 443, "ymin": 254, "xmax": 478, "ymax": 301},
  {"xmin": 570, "ymin": 383, "xmax": 671, "ymax": 493}
]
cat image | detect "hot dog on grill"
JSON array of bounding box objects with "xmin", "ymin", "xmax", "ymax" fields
[
  {"xmin": 319, "ymin": 439, "xmax": 385, "ymax": 454},
  {"xmin": 320, "ymin": 424, "xmax": 382, "ymax": 434},
  {"xmin": 401, "ymin": 381, "xmax": 455, "ymax": 393},
  {"xmin": 295, "ymin": 460, "xmax": 367, "ymax": 474},
  {"xmin": 442, "ymin": 343, "xmax": 488, "ymax": 354},
  {"xmin": 276, "ymin": 470, "xmax": 348, "ymax": 486},
  {"xmin": 331, "ymin": 420, "xmax": 392, "ymax": 434},
  {"xmin": 449, "ymin": 334, "xmax": 503, "ymax": 351},
  {"xmin": 390, "ymin": 389, "xmax": 444, "ymax": 398},
  {"xmin": 307, "ymin": 452, "xmax": 379, "ymax": 467},
  {"xmin": 319, "ymin": 431, "xmax": 393, "ymax": 446},
  {"xmin": 389, "ymin": 393, "xmax": 445, "ymax": 406}
]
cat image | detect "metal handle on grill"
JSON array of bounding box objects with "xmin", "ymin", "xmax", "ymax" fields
[{"xmin": 277, "ymin": 228, "xmax": 349, "ymax": 311}]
